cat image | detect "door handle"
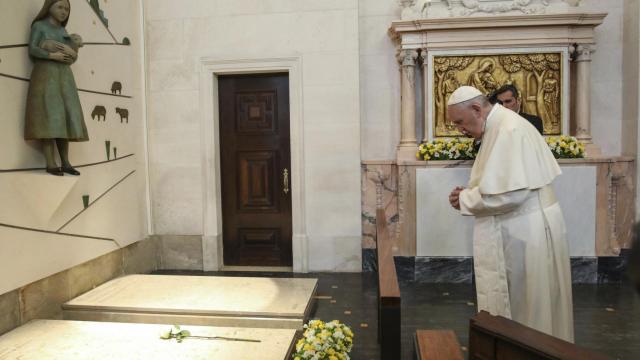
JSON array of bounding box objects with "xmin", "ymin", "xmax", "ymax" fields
[{"xmin": 283, "ymin": 168, "xmax": 289, "ymax": 194}]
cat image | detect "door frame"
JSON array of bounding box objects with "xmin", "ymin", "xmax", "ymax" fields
[{"xmin": 198, "ymin": 57, "xmax": 307, "ymax": 272}]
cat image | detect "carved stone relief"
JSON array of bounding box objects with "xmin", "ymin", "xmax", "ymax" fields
[
  {"xmin": 454, "ymin": 0, "xmax": 546, "ymax": 16},
  {"xmin": 399, "ymin": 0, "xmax": 582, "ymax": 19},
  {"xmin": 432, "ymin": 53, "xmax": 563, "ymax": 136}
]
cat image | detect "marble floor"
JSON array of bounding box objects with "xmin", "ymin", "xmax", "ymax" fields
[{"xmin": 155, "ymin": 270, "xmax": 640, "ymax": 360}]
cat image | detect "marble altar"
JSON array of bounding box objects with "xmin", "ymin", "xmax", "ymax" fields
[{"xmin": 416, "ymin": 164, "xmax": 597, "ymax": 257}]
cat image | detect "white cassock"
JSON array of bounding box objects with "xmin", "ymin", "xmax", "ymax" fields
[{"xmin": 458, "ymin": 104, "xmax": 574, "ymax": 342}]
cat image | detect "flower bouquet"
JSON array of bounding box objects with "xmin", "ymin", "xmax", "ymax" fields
[
  {"xmin": 546, "ymin": 135, "xmax": 585, "ymax": 159},
  {"xmin": 417, "ymin": 135, "xmax": 586, "ymax": 161},
  {"xmin": 293, "ymin": 320, "xmax": 354, "ymax": 360},
  {"xmin": 416, "ymin": 138, "xmax": 477, "ymax": 161}
]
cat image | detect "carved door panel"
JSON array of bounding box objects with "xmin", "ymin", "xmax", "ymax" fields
[{"xmin": 218, "ymin": 73, "xmax": 292, "ymax": 266}]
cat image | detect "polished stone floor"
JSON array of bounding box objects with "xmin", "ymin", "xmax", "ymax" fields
[{"xmin": 155, "ymin": 270, "xmax": 640, "ymax": 360}]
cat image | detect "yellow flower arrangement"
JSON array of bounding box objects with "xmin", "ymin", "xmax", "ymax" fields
[
  {"xmin": 293, "ymin": 320, "xmax": 353, "ymax": 360},
  {"xmin": 546, "ymin": 135, "xmax": 585, "ymax": 159},
  {"xmin": 417, "ymin": 135, "xmax": 585, "ymax": 161},
  {"xmin": 417, "ymin": 137, "xmax": 477, "ymax": 160}
]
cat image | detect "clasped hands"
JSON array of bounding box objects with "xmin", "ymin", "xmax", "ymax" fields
[
  {"xmin": 449, "ymin": 186, "xmax": 465, "ymax": 210},
  {"xmin": 46, "ymin": 41, "xmax": 77, "ymax": 64}
]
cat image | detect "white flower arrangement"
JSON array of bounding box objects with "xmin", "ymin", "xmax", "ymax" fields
[
  {"xmin": 292, "ymin": 320, "xmax": 354, "ymax": 360},
  {"xmin": 416, "ymin": 138, "xmax": 477, "ymax": 161},
  {"xmin": 546, "ymin": 135, "xmax": 585, "ymax": 159}
]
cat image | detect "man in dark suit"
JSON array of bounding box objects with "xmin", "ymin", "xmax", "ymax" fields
[{"xmin": 489, "ymin": 84, "xmax": 544, "ymax": 134}]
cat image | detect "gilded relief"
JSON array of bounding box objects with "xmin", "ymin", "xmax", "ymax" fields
[{"xmin": 433, "ymin": 53, "xmax": 563, "ymax": 136}]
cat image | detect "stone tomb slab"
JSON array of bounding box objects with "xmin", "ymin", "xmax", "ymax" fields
[
  {"xmin": 63, "ymin": 275, "xmax": 317, "ymax": 329},
  {"xmin": 0, "ymin": 320, "xmax": 296, "ymax": 359}
]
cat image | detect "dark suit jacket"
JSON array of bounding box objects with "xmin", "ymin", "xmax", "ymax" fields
[{"xmin": 520, "ymin": 112, "xmax": 544, "ymax": 135}]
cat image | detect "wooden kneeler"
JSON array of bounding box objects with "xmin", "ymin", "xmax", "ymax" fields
[
  {"xmin": 376, "ymin": 208, "xmax": 402, "ymax": 359},
  {"xmin": 469, "ymin": 311, "xmax": 610, "ymax": 360},
  {"xmin": 414, "ymin": 330, "xmax": 464, "ymax": 360}
]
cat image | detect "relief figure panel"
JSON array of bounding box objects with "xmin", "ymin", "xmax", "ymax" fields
[{"xmin": 432, "ymin": 52, "xmax": 563, "ymax": 137}]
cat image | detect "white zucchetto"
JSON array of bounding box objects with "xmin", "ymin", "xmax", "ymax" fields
[{"xmin": 447, "ymin": 86, "xmax": 483, "ymax": 106}]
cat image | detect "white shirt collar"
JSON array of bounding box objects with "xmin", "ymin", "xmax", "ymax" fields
[{"xmin": 477, "ymin": 104, "xmax": 499, "ymax": 144}]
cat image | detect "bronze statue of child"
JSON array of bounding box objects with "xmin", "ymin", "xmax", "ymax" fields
[{"xmin": 25, "ymin": 0, "xmax": 89, "ymax": 176}]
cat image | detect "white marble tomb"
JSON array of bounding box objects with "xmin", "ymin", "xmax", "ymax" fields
[
  {"xmin": 63, "ymin": 275, "xmax": 318, "ymax": 329},
  {"xmin": 0, "ymin": 320, "xmax": 296, "ymax": 360}
]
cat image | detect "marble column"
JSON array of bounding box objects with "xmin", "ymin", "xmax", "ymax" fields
[
  {"xmin": 572, "ymin": 44, "xmax": 601, "ymax": 156},
  {"xmin": 421, "ymin": 49, "xmax": 429, "ymax": 142},
  {"xmin": 397, "ymin": 49, "xmax": 419, "ymax": 160}
]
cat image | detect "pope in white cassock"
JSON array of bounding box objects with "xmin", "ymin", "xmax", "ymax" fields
[{"xmin": 447, "ymin": 86, "xmax": 574, "ymax": 342}]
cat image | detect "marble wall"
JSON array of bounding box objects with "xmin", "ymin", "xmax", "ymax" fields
[
  {"xmin": 629, "ymin": 0, "xmax": 640, "ymax": 219},
  {"xmin": 622, "ymin": 0, "xmax": 639, "ymax": 158},
  {"xmin": 156, "ymin": 235, "xmax": 203, "ymax": 271},
  {"xmin": 359, "ymin": 0, "xmax": 628, "ymax": 160},
  {"xmin": 144, "ymin": 0, "xmax": 362, "ymax": 271},
  {"xmin": 0, "ymin": 0, "xmax": 148, "ymax": 296},
  {"xmin": 389, "ymin": 255, "xmax": 629, "ymax": 284},
  {"xmin": 584, "ymin": 0, "xmax": 625, "ymax": 157},
  {"xmin": 359, "ymin": 1, "xmax": 401, "ymax": 160},
  {"xmin": 0, "ymin": 237, "xmax": 158, "ymax": 336},
  {"xmin": 361, "ymin": 162, "xmax": 398, "ymax": 250}
]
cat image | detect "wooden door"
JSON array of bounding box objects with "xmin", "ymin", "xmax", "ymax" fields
[{"xmin": 218, "ymin": 73, "xmax": 292, "ymax": 266}]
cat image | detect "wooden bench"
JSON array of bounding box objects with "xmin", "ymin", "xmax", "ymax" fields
[
  {"xmin": 414, "ymin": 330, "xmax": 464, "ymax": 360},
  {"xmin": 469, "ymin": 311, "xmax": 610, "ymax": 360},
  {"xmin": 376, "ymin": 208, "xmax": 402, "ymax": 359}
]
